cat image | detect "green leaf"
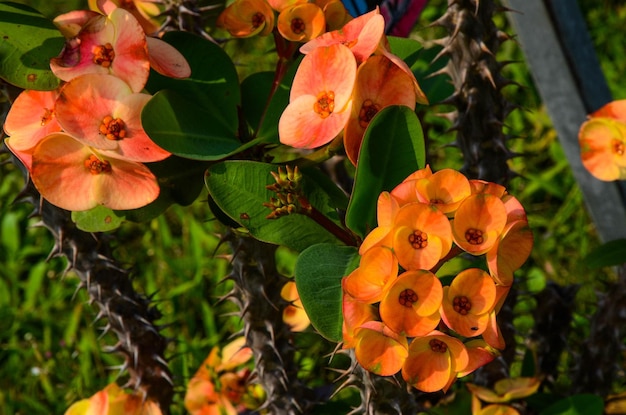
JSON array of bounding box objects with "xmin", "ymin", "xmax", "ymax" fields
[
  {"xmin": 72, "ymin": 205, "xmax": 125, "ymax": 232},
  {"xmin": 346, "ymin": 105, "xmax": 425, "ymax": 238},
  {"xmin": 295, "ymin": 243, "xmax": 359, "ymax": 341},
  {"xmin": 142, "ymin": 89, "xmax": 241, "ymax": 160},
  {"xmin": 206, "ymin": 161, "xmax": 345, "ymax": 252},
  {"xmin": 583, "ymin": 238, "xmax": 626, "ymax": 268},
  {"xmin": 0, "ymin": 2, "xmax": 63, "ymax": 90},
  {"xmin": 144, "ymin": 31, "xmax": 240, "ymax": 132},
  {"xmin": 539, "ymin": 394, "xmax": 603, "ymax": 415}
]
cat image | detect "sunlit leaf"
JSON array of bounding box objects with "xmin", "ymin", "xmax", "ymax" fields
[{"xmin": 72, "ymin": 205, "xmax": 125, "ymax": 232}]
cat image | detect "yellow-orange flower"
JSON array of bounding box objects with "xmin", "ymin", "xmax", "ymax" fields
[
  {"xmin": 414, "ymin": 168, "xmax": 472, "ymax": 216},
  {"xmin": 401, "ymin": 330, "xmax": 469, "ymax": 393},
  {"xmin": 467, "ymin": 377, "xmax": 541, "ymax": 403},
  {"xmin": 390, "ymin": 165, "xmax": 433, "ymax": 205},
  {"xmin": 277, "ymin": 3, "xmax": 326, "ymax": 42},
  {"xmin": 342, "ymin": 290, "xmax": 376, "ymax": 349},
  {"xmin": 343, "ymin": 246, "xmax": 398, "ymax": 303},
  {"xmin": 354, "ymin": 321, "xmax": 408, "ymax": 376},
  {"xmin": 358, "ymin": 191, "xmax": 400, "ymax": 254},
  {"xmin": 217, "ymin": 0, "xmax": 275, "ymax": 37},
  {"xmin": 315, "ymin": 0, "xmax": 351, "ymax": 30},
  {"xmin": 379, "ymin": 270, "xmax": 442, "ymax": 337},
  {"xmin": 392, "ymin": 202, "xmax": 453, "ymax": 271},
  {"xmin": 486, "ymin": 219, "xmax": 533, "ymax": 286},
  {"xmin": 458, "ymin": 339, "xmax": 500, "ymax": 377},
  {"xmin": 452, "ymin": 193, "xmax": 508, "ymax": 255},
  {"xmin": 279, "ymin": 43, "xmax": 356, "ymax": 148},
  {"xmin": 578, "ymin": 100, "xmax": 626, "ymax": 181},
  {"xmin": 65, "ymin": 383, "xmax": 161, "ymax": 415},
  {"xmin": 440, "ymin": 268, "xmax": 497, "ymax": 337},
  {"xmin": 281, "ymin": 280, "xmax": 311, "ymax": 332}
]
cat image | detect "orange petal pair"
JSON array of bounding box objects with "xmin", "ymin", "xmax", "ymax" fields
[{"xmin": 65, "ymin": 383, "xmax": 161, "ymax": 415}]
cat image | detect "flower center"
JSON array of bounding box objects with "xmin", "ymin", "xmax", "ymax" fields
[
  {"xmin": 291, "ymin": 18, "xmax": 305, "ymax": 34},
  {"xmin": 398, "ymin": 288, "xmax": 418, "ymax": 307},
  {"xmin": 252, "ymin": 12, "xmax": 265, "ymax": 28},
  {"xmin": 408, "ymin": 230, "xmax": 428, "ymax": 249},
  {"xmin": 314, "ymin": 91, "xmax": 335, "ymax": 119},
  {"xmin": 358, "ymin": 99, "xmax": 380, "ymax": 128},
  {"xmin": 429, "ymin": 339, "xmax": 448, "ymax": 353},
  {"xmin": 40, "ymin": 108, "xmax": 53, "ymax": 126},
  {"xmin": 465, "ymin": 228, "xmax": 484, "ymax": 245},
  {"xmin": 612, "ymin": 138, "xmax": 625, "ymax": 156},
  {"xmin": 453, "ymin": 295, "xmax": 472, "ymax": 315},
  {"xmin": 99, "ymin": 115, "xmax": 127, "ymax": 140},
  {"xmin": 92, "ymin": 43, "xmax": 115, "ymax": 68},
  {"xmin": 84, "ymin": 154, "xmax": 112, "ymax": 175}
]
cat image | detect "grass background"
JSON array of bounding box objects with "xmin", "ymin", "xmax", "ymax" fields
[{"xmin": 1, "ymin": 0, "xmax": 625, "ymax": 413}]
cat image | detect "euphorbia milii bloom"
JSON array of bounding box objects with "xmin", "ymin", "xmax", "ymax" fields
[
  {"xmin": 358, "ymin": 191, "xmax": 400, "ymax": 254},
  {"xmin": 379, "ymin": 270, "xmax": 443, "ymax": 337},
  {"xmin": 3, "ymin": 89, "xmax": 62, "ymax": 171},
  {"xmin": 277, "ymin": 3, "xmax": 326, "ymax": 42},
  {"xmin": 342, "ymin": 290, "xmax": 376, "ymax": 349},
  {"xmin": 354, "ymin": 321, "xmax": 408, "ymax": 376},
  {"xmin": 486, "ymin": 219, "xmax": 533, "ymax": 286},
  {"xmin": 578, "ymin": 117, "xmax": 626, "ymax": 181},
  {"xmin": 300, "ymin": 8, "xmax": 385, "ymax": 64},
  {"xmin": 65, "ymin": 383, "xmax": 161, "ymax": 415},
  {"xmin": 452, "ymin": 193, "xmax": 508, "ymax": 255},
  {"xmin": 281, "ymin": 280, "xmax": 311, "ymax": 332},
  {"xmin": 51, "ymin": 7, "xmax": 151, "ymax": 92},
  {"xmin": 344, "ymin": 54, "xmax": 418, "ymax": 164},
  {"xmin": 458, "ymin": 339, "xmax": 499, "ymax": 377},
  {"xmin": 31, "ymin": 133, "xmax": 160, "ymax": 211},
  {"xmin": 315, "ymin": 0, "xmax": 352, "ymax": 31},
  {"xmin": 392, "ymin": 202, "xmax": 453, "ymax": 271},
  {"xmin": 55, "ymin": 73, "xmax": 170, "ymax": 162},
  {"xmin": 439, "ymin": 268, "xmax": 497, "ymax": 337},
  {"xmin": 217, "ymin": 0, "xmax": 275, "ymax": 37},
  {"xmin": 389, "ymin": 164, "xmax": 433, "ymax": 206},
  {"xmin": 467, "ymin": 377, "xmax": 541, "ymax": 404},
  {"xmin": 279, "ymin": 43, "xmax": 356, "ymax": 148},
  {"xmin": 343, "ymin": 246, "xmax": 398, "ymax": 304},
  {"xmin": 401, "ymin": 330, "xmax": 469, "ymax": 393},
  {"xmin": 413, "ymin": 168, "xmax": 472, "ymax": 216},
  {"xmin": 90, "ymin": 0, "xmax": 163, "ymax": 35}
]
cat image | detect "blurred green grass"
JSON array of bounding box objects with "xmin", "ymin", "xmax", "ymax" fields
[{"xmin": 1, "ymin": 0, "xmax": 625, "ymax": 413}]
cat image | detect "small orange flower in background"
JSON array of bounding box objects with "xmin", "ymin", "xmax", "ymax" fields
[
  {"xmin": 392, "ymin": 202, "xmax": 453, "ymax": 271},
  {"xmin": 277, "ymin": 3, "xmax": 326, "ymax": 42},
  {"xmin": 401, "ymin": 330, "xmax": 469, "ymax": 393},
  {"xmin": 65, "ymin": 383, "xmax": 161, "ymax": 415},
  {"xmin": 354, "ymin": 321, "xmax": 409, "ymax": 376},
  {"xmin": 578, "ymin": 100, "xmax": 626, "ymax": 181},
  {"xmin": 185, "ymin": 337, "xmax": 259, "ymax": 415},
  {"xmin": 279, "ymin": 43, "xmax": 356, "ymax": 148},
  {"xmin": 379, "ymin": 270, "xmax": 442, "ymax": 337},
  {"xmin": 343, "ymin": 54, "xmax": 418, "ymax": 164},
  {"xmin": 281, "ymin": 280, "xmax": 311, "ymax": 332},
  {"xmin": 343, "ymin": 246, "xmax": 398, "ymax": 303},
  {"xmin": 468, "ymin": 377, "xmax": 541, "ymax": 415},
  {"xmin": 217, "ymin": 0, "xmax": 275, "ymax": 37},
  {"xmin": 452, "ymin": 193, "xmax": 508, "ymax": 256},
  {"xmin": 440, "ymin": 268, "xmax": 497, "ymax": 337},
  {"xmin": 315, "ymin": 0, "xmax": 351, "ymax": 30}
]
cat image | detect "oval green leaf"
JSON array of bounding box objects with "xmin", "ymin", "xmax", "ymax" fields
[
  {"xmin": 345, "ymin": 105, "xmax": 425, "ymax": 238},
  {"xmin": 0, "ymin": 2, "xmax": 64, "ymax": 90},
  {"xmin": 72, "ymin": 205, "xmax": 125, "ymax": 232},
  {"xmin": 206, "ymin": 161, "xmax": 346, "ymax": 252},
  {"xmin": 295, "ymin": 243, "xmax": 359, "ymax": 342}
]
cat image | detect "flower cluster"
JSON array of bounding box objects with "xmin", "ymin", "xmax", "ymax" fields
[
  {"xmin": 342, "ymin": 166, "xmax": 533, "ymax": 392},
  {"xmin": 3, "ymin": 1, "xmax": 190, "ymax": 212},
  {"xmin": 64, "ymin": 383, "xmax": 161, "ymax": 415},
  {"xmin": 184, "ymin": 337, "xmax": 262, "ymax": 415},
  {"xmin": 217, "ymin": 0, "xmax": 351, "ymax": 41},
  {"xmin": 578, "ymin": 99, "xmax": 626, "ymax": 181},
  {"xmin": 278, "ymin": 9, "xmax": 428, "ymax": 164}
]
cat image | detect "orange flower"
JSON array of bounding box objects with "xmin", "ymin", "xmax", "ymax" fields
[
  {"xmin": 401, "ymin": 330, "xmax": 469, "ymax": 393},
  {"xmin": 481, "ymin": 285, "xmax": 510, "ymax": 350},
  {"xmin": 55, "ymin": 73, "xmax": 170, "ymax": 162},
  {"xmin": 30, "ymin": 133, "xmax": 160, "ymax": 211},
  {"xmin": 486, "ymin": 219, "xmax": 533, "ymax": 286},
  {"xmin": 392, "ymin": 202, "xmax": 453, "ymax": 271},
  {"xmin": 414, "ymin": 168, "xmax": 472, "ymax": 216},
  {"xmin": 467, "ymin": 377, "xmax": 541, "ymax": 404},
  {"xmin": 90, "ymin": 0, "xmax": 163, "ymax": 35},
  {"xmin": 277, "ymin": 3, "xmax": 326, "ymax": 42},
  {"xmin": 358, "ymin": 191, "xmax": 400, "ymax": 254},
  {"xmin": 342, "ymin": 290, "xmax": 376, "ymax": 349},
  {"xmin": 315, "ymin": 0, "xmax": 351, "ymax": 30},
  {"xmin": 579, "ymin": 116, "xmax": 626, "ymax": 181},
  {"xmin": 439, "ymin": 268, "xmax": 497, "ymax": 337},
  {"xmin": 217, "ymin": 0, "xmax": 275, "ymax": 37},
  {"xmin": 379, "ymin": 270, "xmax": 442, "ymax": 337},
  {"xmin": 457, "ymin": 339, "xmax": 500, "ymax": 377},
  {"xmin": 354, "ymin": 321, "xmax": 408, "ymax": 376},
  {"xmin": 452, "ymin": 194, "xmax": 508, "ymax": 255},
  {"xmin": 300, "ymin": 8, "xmax": 385, "ymax": 64},
  {"xmin": 390, "ymin": 165, "xmax": 433, "ymax": 206},
  {"xmin": 343, "ymin": 54, "xmax": 418, "ymax": 164},
  {"xmin": 51, "ymin": 8, "xmax": 151, "ymax": 92},
  {"xmin": 280, "ymin": 280, "xmax": 311, "ymax": 332},
  {"xmin": 279, "ymin": 43, "xmax": 356, "ymax": 148},
  {"xmin": 3, "ymin": 89, "xmax": 62, "ymax": 170},
  {"xmin": 65, "ymin": 383, "xmax": 161, "ymax": 415},
  {"xmin": 343, "ymin": 246, "xmax": 398, "ymax": 303},
  {"xmin": 470, "ymin": 179, "xmax": 507, "ymax": 198}
]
